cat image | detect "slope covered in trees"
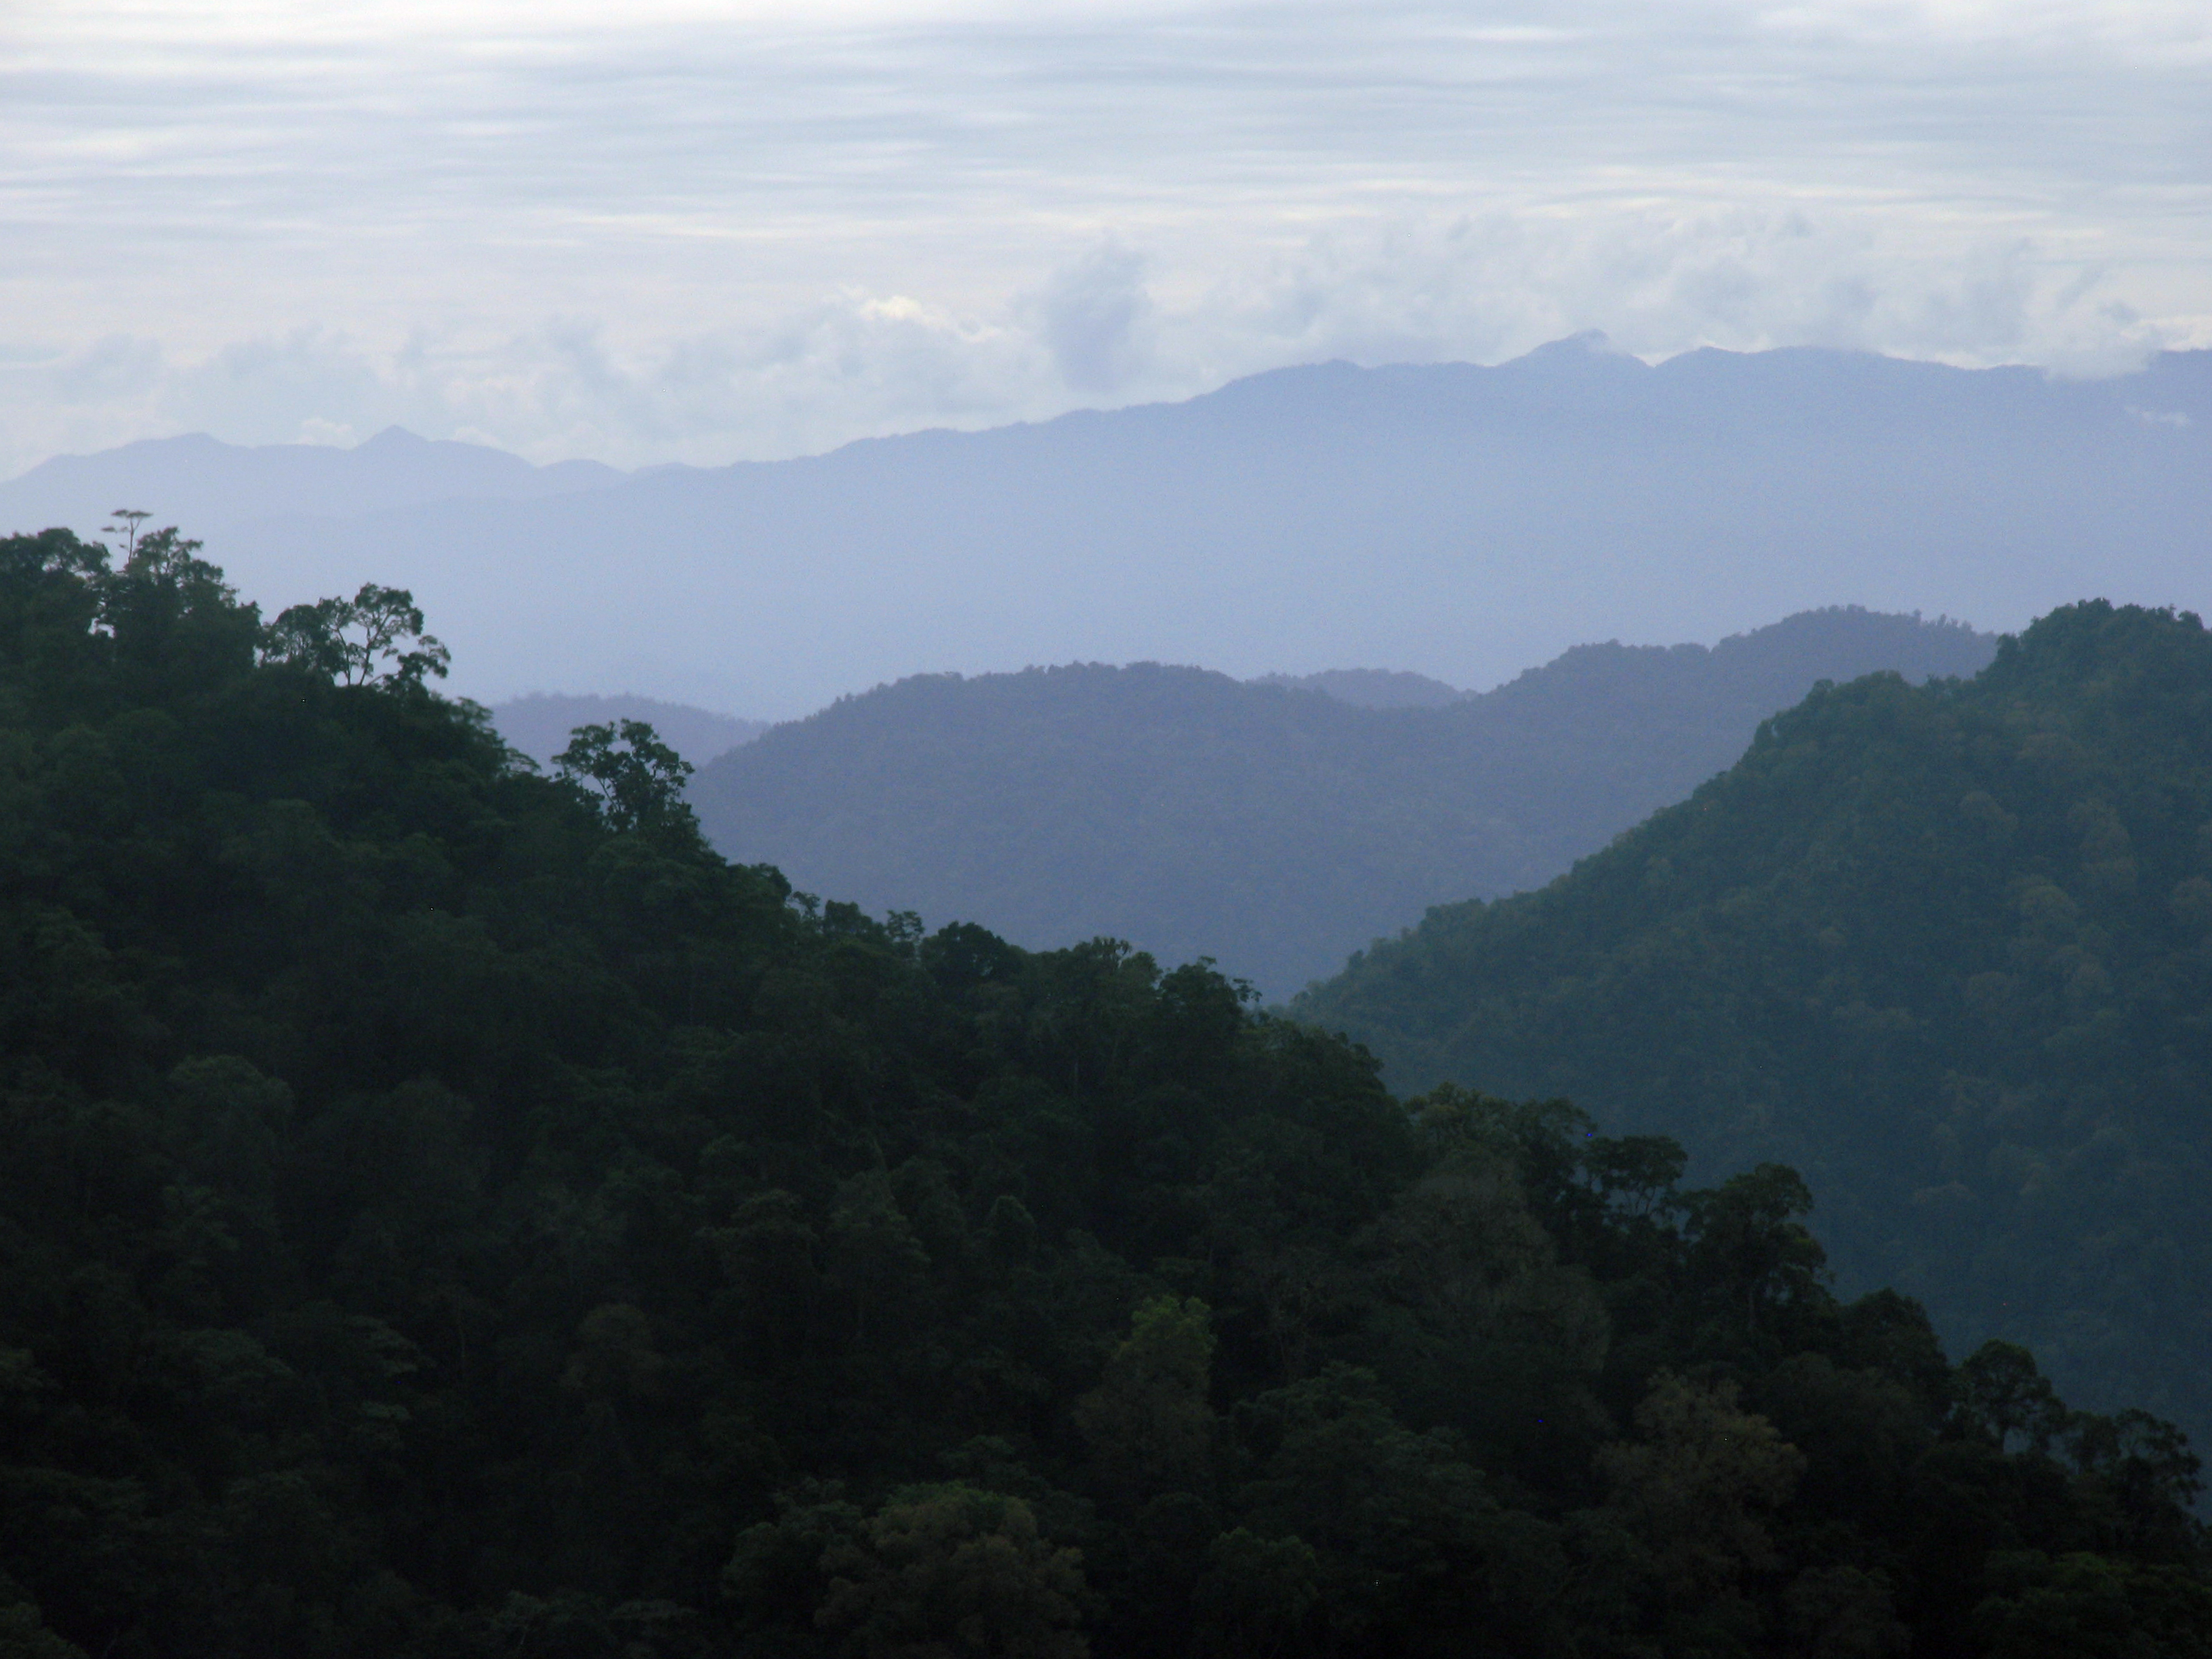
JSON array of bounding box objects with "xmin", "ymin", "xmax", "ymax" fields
[
  {"xmin": 691, "ymin": 609, "xmax": 1992, "ymax": 996},
  {"xmin": 0, "ymin": 529, "xmax": 2203, "ymax": 1657},
  {"xmin": 1298, "ymin": 601, "xmax": 2212, "ymax": 1464}
]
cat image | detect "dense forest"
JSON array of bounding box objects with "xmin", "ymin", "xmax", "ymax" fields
[
  {"xmin": 0, "ymin": 527, "xmax": 2205, "ymax": 1656},
  {"xmin": 1298, "ymin": 601, "xmax": 2212, "ymax": 1473},
  {"xmin": 691, "ymin": 609, "xmax": 1992, "ymax": 996}
]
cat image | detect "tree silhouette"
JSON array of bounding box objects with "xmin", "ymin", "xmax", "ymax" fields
[
  {"xmin": 555, "ymin": 718, "xmax": 697, "ymax": 837},
  {"xmin": 263, "ymin": 582, "xmax": 449, "ymax": 685}
]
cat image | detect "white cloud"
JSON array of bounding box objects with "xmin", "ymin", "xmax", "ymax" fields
[
  {"xmin": 1, "ymin": 0, "xmax": 2207, "ymax": 474},
  {"xmin": 0, "ymin": 200, "xmax": 2195, "ymax": 479},
  {"xmin": 1022, "ymin": 243, "xmax": 1155, "ymax": 395}
]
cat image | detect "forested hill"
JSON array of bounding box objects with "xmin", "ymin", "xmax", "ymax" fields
[
  {"xmin": 4, "ymin": 529, "xmax": 2207, "ymax": 1656},
  {"xmin": 691, "ymin": 608, "xmax": 1992, "ymax": 996},
  {"xmin": 1296, "ymin": 601, "xmax": 2212, "ymax": 1458}
]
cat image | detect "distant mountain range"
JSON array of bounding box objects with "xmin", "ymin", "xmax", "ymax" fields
[
  {"xmin": 1, "ymin": 339, "xmax": 2203, "ymax": 716},
  {"xmin": 689, "ymin": 607, "xmax": 1994, "ymax": 996},
  {"xmin": 0, "ymin": 426, "xmax": 625, "ymax": 531},
  {"xmin": 490, "ymin": 673, "xmax": 1465, "ymax": 773}
]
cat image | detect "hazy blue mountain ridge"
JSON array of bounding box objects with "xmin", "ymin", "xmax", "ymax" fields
[
  {"xmin": 0, "ymin": 426, "xmax": 626, "ymax": 536},
  {"xmin": 5, "ymin": 340, "xmax": 2199, "ymax": 716},
  {"xmin": 691, "ymin": 607, "xmax": 1994, "ymax": 996}
]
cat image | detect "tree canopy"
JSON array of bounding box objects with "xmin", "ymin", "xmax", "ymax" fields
[
  {"xmin": 0, "ymin": 534, "xmax": 2203, "ymax": 1656},
  {"xmin": 1298, "ymin": 600, "xmax": 2212, "ymax": 1471}
]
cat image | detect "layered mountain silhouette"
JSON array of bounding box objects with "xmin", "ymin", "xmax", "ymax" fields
[
  {"xmin": 1293, "ymin": 601, "xmax": 2212, "ymax": 1452},
  {"xmin": 3, "ymin": 339, "xmax": 2203, "ymax": 716},
  {"xmin": 690, "ymin": 607, "xmax": 1994, "ymax": 995}
]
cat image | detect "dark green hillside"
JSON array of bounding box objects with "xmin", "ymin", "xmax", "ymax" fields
[
  {"xmin": 691, "ymin": 608, "xmax": 1992, "ymax": 997},
  {"xmin": 0, "ymin": 531, "xmax": 2203, "ymax": 1658},
  {"xmin": 1298, "ymin": 601, "xmax": 2212, "ymax": 1455}
]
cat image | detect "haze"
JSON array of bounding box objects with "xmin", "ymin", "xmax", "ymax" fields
[
  {"xmin": 5, "ymin": 0, "xmax": 2209, "ymax": 478},
  {"xmin": 3, "ymin": 343, "xmax": 2207, "ymax": 714}
]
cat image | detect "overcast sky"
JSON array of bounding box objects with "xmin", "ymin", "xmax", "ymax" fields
[{"xmin": 3, "ymin": 0, "xmax": 2208, "ymax": 474}]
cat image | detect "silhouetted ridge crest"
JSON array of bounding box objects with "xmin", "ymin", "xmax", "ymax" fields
[{"xmin": 693, "ymin": 609, "xmax": 1994, "ymax": 995}]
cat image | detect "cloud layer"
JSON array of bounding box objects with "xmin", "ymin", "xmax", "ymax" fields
[{"xmin": 3, "ymin": 0, "xmax": 2207, "ymax": 474}]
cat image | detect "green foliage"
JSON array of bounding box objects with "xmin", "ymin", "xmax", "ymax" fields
[
  {"xmin": 1189, "ymin": 1528, "xmax": 1319, "ymax": 1659},
  {"xmin": 0, "ymin": 1576, "xmax": 88, "ymax": 1659},
  {"xmin": 1073, "ymin": 1297, "xmax": 1216, "ymax": 1504},
  {"xmin": 264, "ymin": 582, "xmax": 451, "ymax": 687},
  {"xmin": 815, "ymin": 1484, "xmax": 1090, "ymax": 1659},
  {"xmin": 1299, "ymin": 601, "xmax": 2212, "ymax": 1458},
  {"xmin": 0, "ymin": 539, "xmax": 2202, "ymax": 1656},
  {"xmin": 490, "ymin": 694, "xmax": 762, "ymax": 771},
  {"xmin": 1975, "ymin": 1553, "xmax": 2212, "ymax": 1659},
  {"xmin": 1596, "ymin": 1373, "xmax": 1806, "ymax": 1599},
  {"xmin": 555, "ymin": 718, "xmax": 699, "ymax": 841}
]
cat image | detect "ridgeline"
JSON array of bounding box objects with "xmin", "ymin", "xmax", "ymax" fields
[{"xmin": 693, "ymin": 609, "xmax": 1992, "ymax": 997}]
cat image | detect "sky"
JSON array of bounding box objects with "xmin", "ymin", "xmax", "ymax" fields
[{"xmin": 3, "ymin": 0, "xmax": 2209, "ymax": 477}]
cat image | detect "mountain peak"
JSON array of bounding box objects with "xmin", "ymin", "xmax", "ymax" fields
[
  {"xmin": 1517, "ymin": 328, "xmax": 1622, "ymax": 360},
  {"xmin": 355, "ymin": 426, "xmax": 433, "ymax": 451},
  {"xmin": 1504, "ymin": 329, "xmax": 1645, "ymax": 375}
]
